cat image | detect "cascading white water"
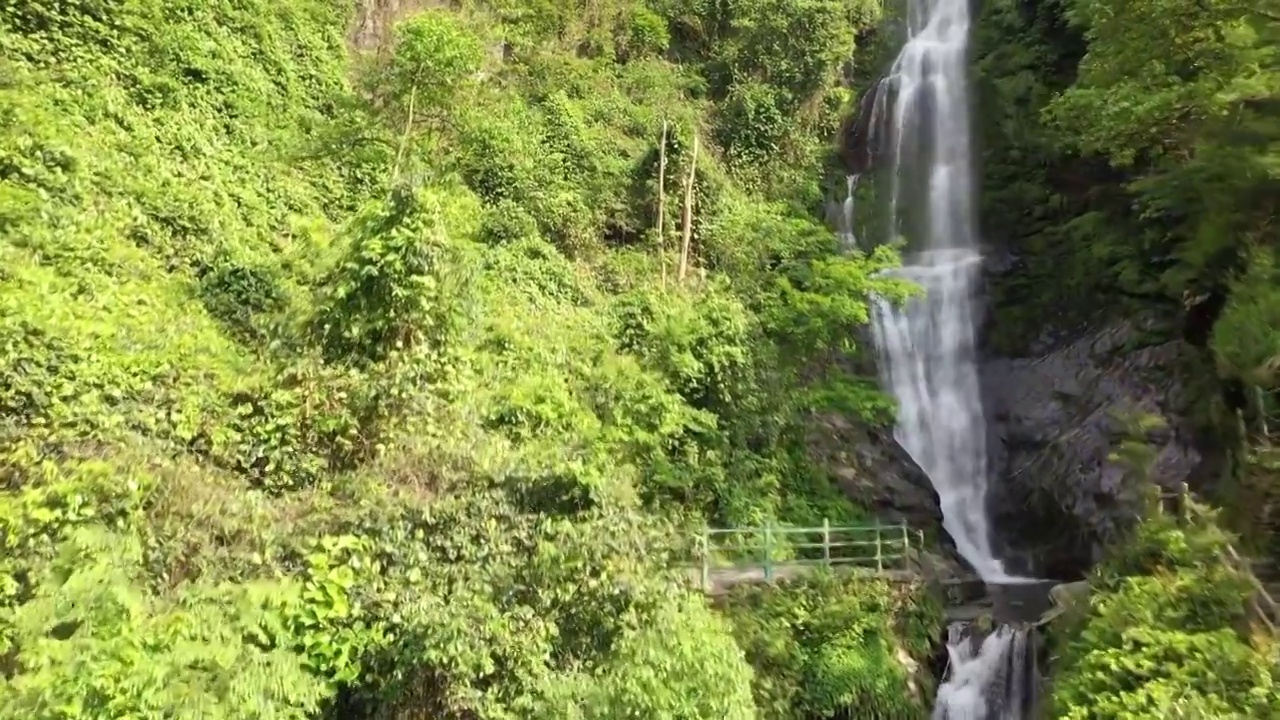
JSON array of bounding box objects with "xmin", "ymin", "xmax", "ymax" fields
[
  {"xmin": 868, "ymin": 0, "xmax": 1007, "ymax": 582},
  {"xmin": 873, "ymin": 251, "xmax": 1004, "ymax": 578},
  {"xmin": 932, "ymin": 625, "xmax": 1035, "ymax": 720},
  {"xmin": 832, "ymin": 174, "xmax": 861, "ymax": 249},
  {"xmin": 855, "ymin": 0, "xmax": 1038, "ymax": 717}
]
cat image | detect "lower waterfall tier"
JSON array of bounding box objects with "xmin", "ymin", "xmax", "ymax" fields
[{"xmin": 933, "ymin": 623, "xmax": 1039, "ymax": 720}]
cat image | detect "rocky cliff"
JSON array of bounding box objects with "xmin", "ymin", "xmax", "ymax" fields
[
  {"xmin": 978, "ymin": 265, "xmax": 1220, "ymax": 579},
  {"xmin": 808, "ymin": 412, "xmax": 945, "ymax": 534}
]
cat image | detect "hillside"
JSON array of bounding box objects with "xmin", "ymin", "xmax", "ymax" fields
[
  {"xmin": 0, "ymin": 1, "xmax": 942, "ymax": 717},
  {"xmin": 5, "ymin": 0, "xmax": 1280, "ymax": 718},
  {"xmin": 964, "ymin": 0, "xmax": 1280, "ymax": 715}
]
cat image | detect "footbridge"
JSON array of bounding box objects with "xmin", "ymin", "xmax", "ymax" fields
[
  {"xmin": 690, "ymin": 521, "xmax": 1008, "ymax": 621},
  {"xmin": 692, "ymin": 486, "xmax": 1280, "ymax": 629}
]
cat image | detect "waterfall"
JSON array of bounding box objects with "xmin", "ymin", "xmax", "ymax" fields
[
  {"xmin": 859, "ymin": 0, "xmax": 1040, "ymax": 716},
  {"xmin": 932, "ymin": 625, "xmax": 1037, "ymax": 720},
  {"xmin": 834, "ymin": 174, "xmax": 860, "ymax": 249},
  {"xmin": 873, "ymin": 251, "xmax": 1003, "ymax": 578},
  {"xmin": 869, "ymin": 0, "xmax": 1005, "ymax": 582}
]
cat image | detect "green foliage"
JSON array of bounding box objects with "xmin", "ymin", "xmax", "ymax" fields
[
  {"xmin": 0, "ymin": 453, "xmax": 155, "ymax": 635},
  {"xmin": 651, "ymin": 0, "xmax": 880, "ymax": 194},
  {"xmin": 759, "ymin": 242, "xmax": 913, "ymax": 425},
  {"xmin": 312, "ymin": 185, "xmax": 478, "ymax": 367},
  {"xmin": 284, "ymin": 534, "xmax": 385, "ymax": 685},
  {"xmin": 1044, "ymin": 0, "xmax": 1277, "ymax": 303},
  {"xmin": 1048, "ymin": 512, "xmax": 1280, "ymax": 718},
  {"xmin": 612, "ymin": 283, "xmax": 759, "ymax": 415},
  {"xmin": 974, "ymin": 0, "xmax": 1280, "ymax": 580},
  {"xmin": 1212, "ymin": 249, "xmax": 1280, "ymax": 388},
  {"xmin": 549, "ymin": 594, "xmax": 758, "ymax": 719},
  {"xmin": 763, "ymin": 244, "xmax": 914, "ymax": 359},
  {"xmin": 0, "ymin": 527, "xmax": 329, "ymax": 719},
  {"xmin": 722, "ymin": 574, "xmax": 941, "ymax": 719},
  {"xmin": 316, "ymin": 489, "xmax": 765, "ymax": 719},
  {"xmin": 385, "ymin": 12, "xmax": 488, "ymax": 114},
  {"xmin": 1047, "ymin": 0, "xmax": 1269, "ymax": 169},
  {"xmin": 0, "ymin": 0, "xmax": 922, "ymax": 717},
  {"xmin": 975, "ymin": 0, "xmax": 1279, "ymax": 350}
]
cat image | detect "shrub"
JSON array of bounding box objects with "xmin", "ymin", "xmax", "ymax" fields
[
  {"xmin": 1048, "ymin": 513, "xmax": 1280, "ymax": 718},
  {"xmin": 722, "ymin": 574, "xmax": 942, "ymax": 719}
]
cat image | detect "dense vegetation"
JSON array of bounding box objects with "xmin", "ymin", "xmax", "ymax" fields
[
  {"xmin": 972, "ymin": 1, "xmax": 1280, "ymax": 713},
  {"xmin": 976, "ymin": 0, "xmax": 1278, "ymax": 353},
  {"xmin": 3, "ymin": 0, "xmax": 1278, "ymax": 717},
  {"xmin": 0, "ymin": 0, "xmax": 944, "ymax": 717},
  {"xmin": 722, "ymin": 574, "xmax": 942, "ymax": 719},
  {"xmin": 1047, "ymin": 503, "xmax": 1280, "ymax": 718},
  {"xmin": 974, "ymin": 0, "xmax": 1278, "ymax": 523}
]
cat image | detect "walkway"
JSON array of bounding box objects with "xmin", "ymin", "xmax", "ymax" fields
[
  {"xmin": 692, "ymin": 522, "xmax": 1044, "ymax": 623},
  {"xmin": 692, "ymin": 520, "xmax": 922, "ymax": 593},
  {"xmin": 693, "ymin": 485, "xmax": 1280, "ymax": 631}
]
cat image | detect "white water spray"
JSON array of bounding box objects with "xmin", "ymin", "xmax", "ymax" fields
[
  {"xmin": 834, "ymin": 174, "xmax": 860, "ymax": 249},
  {"xmin": 873, "ymin": 251, "xmax": 1005, "ymax": 578},
  {"xmin": 868, "ymin": 0, "xmax": 1006, "ymax": 581},
  {"xmin": 857, "ymin": 0, "xmax": 1038, "ymax": 716},
  {"xmin": 932, "ymin": 625, "xmax": 1035, "ymax": 719}
]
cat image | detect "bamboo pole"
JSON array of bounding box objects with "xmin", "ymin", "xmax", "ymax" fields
[
  {"xmin": 389, "ymin": 85, "xmax": 417, "ymax": 193},
  {"xmin": 656, "ymin": 120, "xmax": 668, "ymax": 287},
  {"xmin": 678, "ymin": 132, "xmax": 699, "ymax": 283}
]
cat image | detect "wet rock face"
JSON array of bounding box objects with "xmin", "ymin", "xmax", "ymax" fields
[
  {"xmin": 815, "ymin": 335, "xmax": 960, "ymax": 549},
  {"xmin": 989, "ymin": 580, "xmax": 1057, "ymax": 624},
  {"xmin": 805, "ymin": 406, "xmax": 971, "ymax": 578},
  {"xmin": 980, "ymin": 314, "xmax": 1204, "ymax": 579},
  {"xmin": 836, "ymin": 84, "xmax": 884, "ymax": 176},
  {"xmin": 809, "ymin": 413, "xmax": 945, "ymax": 533}
]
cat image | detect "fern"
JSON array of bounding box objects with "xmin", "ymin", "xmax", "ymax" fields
[{"xmin": 0, "ymin": 527, "xmax": 329, "ymax": 719}]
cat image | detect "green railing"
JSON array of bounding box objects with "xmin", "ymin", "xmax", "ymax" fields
[{"xmin": 694, "ymin": 520, "xmax": 922, "ymax": 592}]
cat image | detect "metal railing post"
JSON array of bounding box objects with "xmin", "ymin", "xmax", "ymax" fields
[
  {"xmin": 901, "ymin": 523, "xmax": 909, "ymax": 569},
  {"xmin": 875, "ymin": 525, "xmax": 883, "ymax": 572},
  {"xmin": 763, "ymin": 524, "xmax": 774, "ymax": 580},
  {"xmin": 822, "ymin": 518, "xmax": 831, "ymax": 565},
  {"xmin": 699, "ymin": 530, "xmax": 709, "ymax": 592}
]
